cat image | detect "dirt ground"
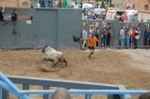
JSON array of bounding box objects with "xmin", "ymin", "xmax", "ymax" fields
[{"xmin": 0, "ymin": 48, "xmax": 150, "ymax": 98}]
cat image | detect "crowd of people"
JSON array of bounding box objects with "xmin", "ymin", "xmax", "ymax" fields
[
  {"xmin": 79, "ymin": 21, "xmax": 150, "ymax": 51},
  {"xmin": 119, "ymin": 26, "xmax": 141, "ymax": 49},
  {"xmin": 72, "ymin": 20, "xmax": 150, "ymax": 58},
  {"xmin": 81, "ymin": 21, "xmax": 113, "ymax": 50}
]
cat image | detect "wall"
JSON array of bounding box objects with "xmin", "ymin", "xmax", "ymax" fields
[
  {"xmin": 112, "ymin": 0, "xmax": 124, "ymax": 9},
  {"xmin": 0, "ymin": 8, "xmax": 82, "ymax": 49},
  {"xmin": 18, "ymin": 0, "xmax": 31, "ymax": 8},
  {"xmin": 0, "ymin": 0, "xmax": 31, "ymax": 8},
  {"xmin": 123, "ymin": 0, "xmax": 150, "ymax": 10},
  {"xmin": 0, "ymin": 0, "xmax": 19, "ymax": 7}
]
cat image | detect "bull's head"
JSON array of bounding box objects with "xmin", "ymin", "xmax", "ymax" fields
[{"xmin": 41, "ymin": 46, "xmax": 48, "ymax": 53}]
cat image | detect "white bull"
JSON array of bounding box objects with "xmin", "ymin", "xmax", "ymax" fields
[{"xmin": 42, "ymin": 46, "xmax": 67, "ymax": 67}]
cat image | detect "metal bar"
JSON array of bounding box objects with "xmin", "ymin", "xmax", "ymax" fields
[
  {"xmin": 0, "ymin": 81, "xmax": 30, "ymax": 99},
  {"xmin": 2, "ymin": 89, "xmax": 9, "ymax": 99},
  {"xmin": 43, "ymin": 86, "xmax": 49, "ymax": 99},
  {"xmin": 122, "ymin": 95, "xmax": 126, "ymax": 99},
  {"xmin": 0, "ymin": 72, "xmax": 30, "ymax": 99},
  {"xmin": 21, "ymin": 89, "xmax": 150, "ymax": 95},
  {"xmin": 8, "ymin": 76, "xmax": 118, "ymax": 89},
  {"xmin": 23, "ymin": 84, "xmax": 30, "ymax": 90},
  {"xmin": 85, "ymin": 94, "xmax": 91, "ymax": 99},
  {"xmin": 0, "ymin": 81, "xmax": 19, "ymax": 96},
  {"xmin": 0, "ymin": 86, "xmax": 2, "ymax": 99},
  {"xmin": 0, "ymin": 72, "xmax": 21, "ymax": 93}
]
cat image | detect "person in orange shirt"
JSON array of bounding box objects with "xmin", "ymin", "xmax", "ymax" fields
[{"xmin": 85, "ymin": 34, "xmax": 99, "ymax": 58}]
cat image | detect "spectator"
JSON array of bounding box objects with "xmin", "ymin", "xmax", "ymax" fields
[
  {"xmin": 94, "ymin": 28, "xmax": 99, "ymax": 47},
  {"xmin": 119, "ymin": 26, "xmax": 125, "ymax": 49},
  {"xmin": 0, "ymin": 9, "xmax": 5, "ymax": 22},
  {"xmin": 82, "ymin": 26, "xmax": 88, "ymax": 49},
  {"xmin": 125, "ymin": 28, "xmax": 131, "ymax": 49},
  {"xmin": 89, "ymin": 24, "xmax": 95, "ymax": 35},
  {"xmin": 120, "ymin": 12, "xmax": 126, "ymax": 22},
  {"xmin": 129, "ymin": 28, "xmax": 132, "ymax": 48},
  {"xmin": 106, "ymin": 27, "xmax": 112, "ymax": 48},
  {"xmin": 36, "ymin": 2, "xmax": 41, "ymax": 8},
  {"xmin": 138, "ymin": 92, "xmax": 150, "ymax": 99},
  {"xmin": 131, "ymin": 27, "xmax": 139, "ymax": 49},
  {"xmin": 115, "ymin": 13, "xmax": 120, "ymax": 20},
  {"xmin": 144, "ymin": 26, "xmax": 150, "ymax": 48},
  {"xmin": 50, "ymin": 87, "xmax": 71, "ymax": 99},
  {"xmin": 39, "ymin": 0, "xmax": 45, "ymax": 7},
  {"xmin": 11, "ymin": 9, "xmax": 18, "ymax": 34},
  {"xmin": 0, "ymin": 8, "xmax": 10, "ymax": 25},
  {"xmin": 100, "ymin": 28, "xmax": 107, "ymax": 49},
  {"xmin": 89, "ymin": 11, "xmax": 96, "ymax": 20}
]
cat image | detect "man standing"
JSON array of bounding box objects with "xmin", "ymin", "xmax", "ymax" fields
[
  {"xmin": 82, "ymin": 27, "xmax": 88, "ymax": 49},
  {"xmin": 0, "ymin": 9, "xmax": 5, "ymax": 22},
  {"xmin": 119, "ymin": 26, "xmax": 125, "ymax": 49},
  {"xmin": 11, "ymin": 9, "xmax": 18, "ymax": 34},
  {"xmin": 0, "ymin": 8, "xmax": 10, "ymax": 25}
]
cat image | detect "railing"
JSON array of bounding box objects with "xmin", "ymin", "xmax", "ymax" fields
[
  {"xmin": 0, "ymin": 72, "xmax": 150, "ymax": 99},
  {"xmin": 0, "ymin": 72, "xmax": 30, "ymax": 99}
]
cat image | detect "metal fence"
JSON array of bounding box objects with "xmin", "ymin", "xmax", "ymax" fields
[
  {"xmin": 1, "ymin": 72, "xmax": 150, "ymax": 99},
  {"xmin": 82, "ymin": 19, "xmax": 149, "ymax": 49},
  {"xmin": 0, "ymin": 8, "xmax": 149, "ymax": 50},
  {"xmin": 0, "ymin": 7, "xmax": 82, "ymax": 49}
]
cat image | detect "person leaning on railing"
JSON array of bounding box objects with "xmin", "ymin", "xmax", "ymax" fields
[
  {"xmin": 50, "ymin": 88, "xmax": 71, "ymax": 99},
  {"xmin": 0, "ymin": 8, "xmax": 10, "ymax": 25}
]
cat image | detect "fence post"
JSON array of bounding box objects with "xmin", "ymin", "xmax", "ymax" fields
[
  {"xmin": 43, "ymin": 86, "xmax": 49, "ymax": 99},
  {"xmin": 2, "ymin": 89, "xmax": 9, "ymax": 99},
  {"xmin": 107, "ymin": 94, "xmax": 122, "ymax": 99},
  {"xmin": 33, "ymin": 9, "xmax": 37, "ymax": 49},
  {"xmin": 23, "ymin": 84, "xmax": 30, "ymax": 90},
  {"xmin": 139, "ymin": 22, "xmax": 145, "ymax": 48},
  {"xmin": 0, "ymin": 86, "xmax": 2, "ymax": 99},
  {"xmin": 85, "ymin": 94, "xmax": 91, "ymax": 99}
]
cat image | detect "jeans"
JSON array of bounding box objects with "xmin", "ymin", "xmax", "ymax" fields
[{"xmin": 120, "ymin": 38, "xmax": 124, "ymax": 49}]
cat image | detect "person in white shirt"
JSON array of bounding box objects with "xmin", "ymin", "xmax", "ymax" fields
[
  {"xmin": 82, "ymin": 27, "xmax": 88, "ymax": 49},
  {"xmin": 119, "ymin": 26, "xmax": 125, "ymax": 49},
  {"xmin": 89, "ymin": 25, "xmax": 95, "ymax": 35}
]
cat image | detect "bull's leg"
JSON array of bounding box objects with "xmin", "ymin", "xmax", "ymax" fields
[
  {"xmin": 52, "ymin": 59, "xmax": 59, "ymax": 67},
  {"xmin": 63, "ymin": 58, "xmax": 67, "ymax": 66},
  {"xmin": 60, "ymin": 57, "xmax": 67, "ymax": 66}
]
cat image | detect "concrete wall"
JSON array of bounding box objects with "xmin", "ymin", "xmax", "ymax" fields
[
  {"xmin": 112, "ymin": 0, "xmax": 124, "ymax": 9},
  {"xmin": 0, "ymin": 0, "xmax": 31, "ymax": 8},
  {"xmin": 0, "ymin": 8, "xmax": 82, "ymax": 49},
  {"xmin": 123, "ymin": 0, "xmax": 150, "ymax": 10}
]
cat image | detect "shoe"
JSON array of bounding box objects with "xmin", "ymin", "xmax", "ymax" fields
[{"xmin": 81, "ymin": 48, "xmax": 86, "ymax": 50}]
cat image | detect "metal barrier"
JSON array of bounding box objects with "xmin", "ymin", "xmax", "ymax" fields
[
  {"xmin": 0, "ymin": 72, "xmax": 150, "ymax": 99},
  {"xmin": 82, "ymin": 20, "xmax": 148, "ymax": 49},
  {"xmin": 0, "ymin": 72, "xmax": 30, "ymax": 99},
  {"xmin": 0, "ymin": 8, "xmax": 82, "ymax": 49},
  {"xmin": 0, "ymin": 8, "xmax": 149, "ymax": 49}
]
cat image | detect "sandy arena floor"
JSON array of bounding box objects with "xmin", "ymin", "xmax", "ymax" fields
[{"xmin": 0, "ymin": 48, "xmax": 150, "ymax": 98}]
